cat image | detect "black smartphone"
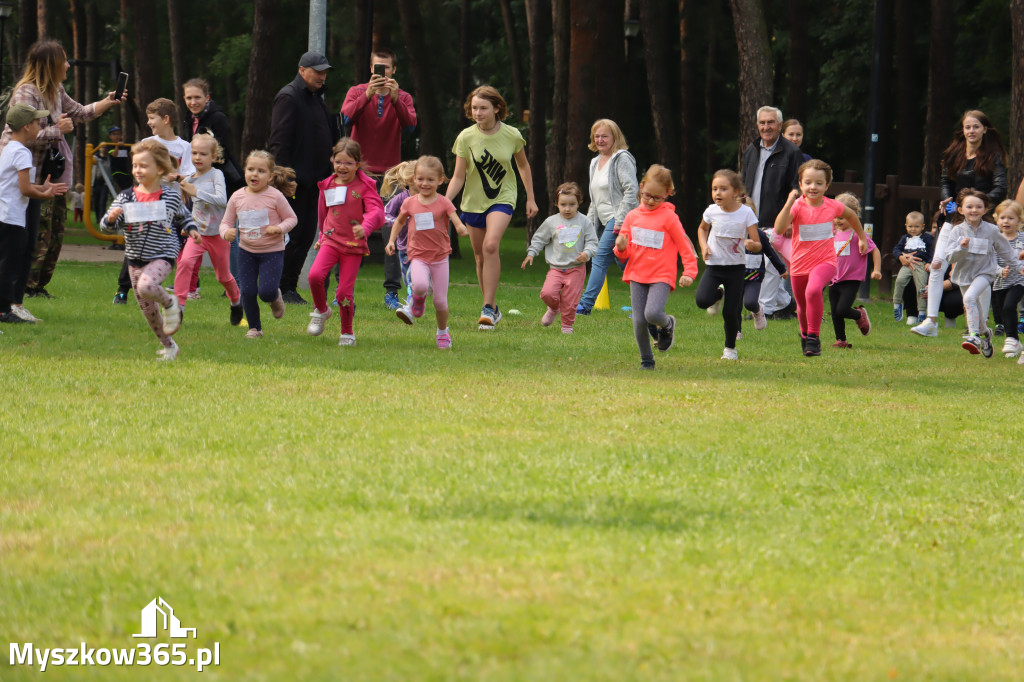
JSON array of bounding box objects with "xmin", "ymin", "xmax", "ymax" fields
[
  {"xmin": 372, "ymin": 63, "xmax": 386, "ymax": 79},
  {"xmin": 113, "ymin": 72, "xmax": 129, "ymax": 100}
]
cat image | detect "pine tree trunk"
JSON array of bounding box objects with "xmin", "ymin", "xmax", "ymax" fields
[
  {"xmin": 705, "ymin": 3, "xmax": 719, "ymax": 179},
  {"xmin": 85, "ymin": 0, "xmax": 99, "ymax": 148},
  {"xmin": 1010, "ymin": 0, "xmax": 1024, "ymax": 195},
  {"xmin": 241, "ymin": 0, "xmax": 279, "ymax": 154},
  {"xmin": 36, "ymin": 0, "xmax": 47, "ymax": 38},
  {"xmin": 71, "ymin": 0, "xmax": 86, "ymax": 184},
  {"xmin": 728, "ymin": 0, "xmax": 773, "ymax": 159},
  {"xmin": 459, "ymin": 0, "xmax": 471, "ymax": 101},
  {"xmin": 786, "ymin": 0, "xmax": 807, "ymax": 122},
  {"xmin": 396, "ymin": 0, "xmax": 443, "ymax": 157},
  {"xmin": 548, "ymin": 0, "xmax": 568, "ymax": 204},
  {"xmin": 525, "ymin": 0, "xmax": 550, "ymax": 238},
  {"xmin": 499, "ymin": 0, "xmax": 526, "ymax": 119},
  {"xmin": 19, "ymin": 0, "xmax": 37, "ymax": 64},
  {"xmin": 167, "ymin": 0, "xmax": 187, "ymax": 124},
  {"xmin": 895, "ymin": 0, "xmax": 920, "ymax": 185},
  {"xmin": 119, "ymin": 0, "xmax": 135, "ymax": 140},
  {"xmin": 130, "ymin": 0, "xmax": 161, "ymax": 117},
  {"xmin": 922, "ymin": 0, "xmax": 954, "ymax": 191},
  {"xmin": 640, "ymin": 0, "xmax": 678, "ymax": 173}
]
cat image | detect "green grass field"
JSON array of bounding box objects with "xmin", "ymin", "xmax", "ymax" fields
[{"xmin": 3, "ymin": 232, "xmax": 1024, "ymax": 681}]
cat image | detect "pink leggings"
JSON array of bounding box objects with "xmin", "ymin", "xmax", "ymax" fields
[
  {"xmin": 790, "ymin": 261, "xmax": 837, "ymax": 336},
  {"xmin": 409, "ymin": 258, "xmax": 449, "ymax": 312},
  {"xmin": 540, "ymin": 265, "xmax": 585, "ymax": 328},
  {"xmin": 129, "ymin": 260, "xmax": 175, "ymax": 348},
  {"xmin": 308, "ymin": 241, "xmax": 362, "ymax": 334},
  {"xmin": 173, "ymin": 235, "xmax": 240, "ymax": 306}
]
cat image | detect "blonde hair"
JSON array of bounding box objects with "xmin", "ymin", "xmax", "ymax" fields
[
  {"xmin": 14, "ymin": 40, "xmax": 66, "ymax": 109},
  {"xmin": 131, "ymin": 140, "xmax": 177, "ymax": 177},
  {"xmin": 380, "ymin": 161, "xmax": 415, "ymax": 199},
  {"xmin": 994, "ymin": 200, "xmax": 1024, "ymax": 223},
  {"xmin": 413, "ymin": 155, "xmax": 447, "ymax": 184},
  {"xmin": 245, "ymin": 150, "xmax": 297, "ymax": 196},
  {"xmin": 587, "ymin": 119, "xmax": 628, "ymax": 152},
  {"xmin": 905, "ymin": 210, "xmax": 925, "ymax": 225},
  {"xmin": 463, "ymin": 85, "xmax": 508, "ymax": 121},
  {"xmin": 798, "ymin": 158, "xmax": 832, "ymax": 185},
  {"xmin": 835, "ymin": 192, "xmax": 861, "ymax": 217},
  {"xmin": 190, "ymin": 132, "xmax": 224, "ymax": 164},
  {"xmin": 639, "ymin": 165, "xmax": 674, "ymax": 198}
]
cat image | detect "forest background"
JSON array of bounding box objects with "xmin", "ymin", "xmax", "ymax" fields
[{"xmin": 10, "ymin": 0, "xmax": 1024, "ymax": 262}]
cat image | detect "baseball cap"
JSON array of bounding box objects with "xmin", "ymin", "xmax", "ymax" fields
[
  {"xmin": 298, "ymin": 51, "xmax": 332, "ymax": 71},
  {"xmin": 7, "ymin": 103, "xmax": 48, "ymax": 130},
  {"xmin": 108, "ymin": 125, "xmax": 122, "ymax": 134}
]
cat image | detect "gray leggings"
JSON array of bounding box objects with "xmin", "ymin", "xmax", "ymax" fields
[{"xmin": 630, "ymin": 281, "xmax": 672, "ymax": 363}]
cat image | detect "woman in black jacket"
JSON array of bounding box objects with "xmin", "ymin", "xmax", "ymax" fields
[{"xmin": 912, "ymin": 110, "xmax": 1007, "ymax": 337}]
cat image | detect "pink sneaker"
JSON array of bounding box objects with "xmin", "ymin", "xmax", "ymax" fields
[
  {"xmin": 411, "ymin": 294, "xmax": 425, "ymax": 318},
  {"xmin": 561, "ymin": 326, "xmax": 573, "ymax": 334},
  {"xmin": 541, "ymin": 307, "xmax": 557, "ymax": 326},
  {"xmin": 832, "ymin": 339, "xmax": 852, "ymax": 348},
  {"xmin": 436, "ymin": 330, "xmax": 452, "ymax": 349},
  {"xmin": 855, "ymin": 306, "xmax": 871, "ymax": 335}
]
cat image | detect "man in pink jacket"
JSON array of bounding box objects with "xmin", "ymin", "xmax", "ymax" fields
[{"xmin": 341, "ymin": 47, "xmax": 417, "ymax": 310}]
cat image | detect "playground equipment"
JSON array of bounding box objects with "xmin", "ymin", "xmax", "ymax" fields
[{"xmin": 82, "ymin": 141, "xmax": 131, "ymax": 245}]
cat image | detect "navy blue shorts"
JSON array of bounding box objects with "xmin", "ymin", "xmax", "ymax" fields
[{"xmin": 461, "ymin": 203, "xmax": 514, "ymax": 229}]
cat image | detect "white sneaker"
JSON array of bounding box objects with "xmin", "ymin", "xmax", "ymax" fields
[
  {"xmin": 721, "ymin": 347, "xmax": 738, "ymax": 360},
  {"xmin": 156, "ymin": 340, "xmax": 179, "ymax": 361},
  {"xmin": 753, "ymin": 304, "xmax": 767, "ymax": 330},
  {"xmin": 338, "ymin": 333, "xmax": 356, "ymax": 346},
  {"xmin": 707, "ymin": 297, "xmax": 723, "ymax": 316},
  {"xmin": 910, "ymin": 318, "xmax": 938, "ymax": 337},
  {"xmin": 11, "ymin": 304, "xmax": 40, "ymax": 322},
  {"xmin": 161, "ymin": 302, "xmax": 181, "ymax": 335},
  {"xmin": 906, "ymin": 315, "xmax": 918, "ymax": 325},
  {"xmin": 307, "ymin": 307, "xmax": 331, "ymax": 336},
  {"xmin": 1001, "ymin": 337, "xmax": 1022, "ymax": 357},
  {"xmin": 396, "ymin": 305, "xmax": 414, "ymax": 325}
]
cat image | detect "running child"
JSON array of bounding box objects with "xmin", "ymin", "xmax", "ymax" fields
[
  {"xmin": 990, "ymin": 200, "xmax": 1024, "ymax": 355},
  {"xmin": 521, "ymin": 182, "xmax": 598, "ymax": 334},
  {"xmin": 695, "ymin": 169, "xmax": 760, "ymax": 360},
  {"xmin": 944, "ymin": 189, "xmax": 1024, "ymax": 357},
  {"xmin": 386, "ymin": 156, "xmax": 467, "ymax": 348},
  {"xmin": 774, "ymin": 160, "xmax": 868, "ymax": 356},
  {"xmin": 613, "ymin": 165, "xmax": 699, "ymax": 369},
  {"xmin": 828, "ymin": 193, "xmax": 880, "ymax": 348},
  {"xmin": 380, "ymin": 161, "xmax": 415, "ymax": 300},
  {"xmin": 100, "ymin": 139, "xmax": 200, "ymax": 360},
  {"xmin": 219, "ymin": 150, "xmax": 297, "ymax": 339},
  {"xmin": 305, "ymin": 138, "xmax": 384, "ymax": 346},
  {"xmin": 172, "ymin": 133, "xmax": 242, "ymax": 324}
]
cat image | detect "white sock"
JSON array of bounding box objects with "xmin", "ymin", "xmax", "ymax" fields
[{"xmin": 437, "ymin": 327, "xmax": 448, "ymax": 335}]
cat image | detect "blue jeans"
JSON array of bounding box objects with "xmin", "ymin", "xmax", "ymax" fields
[{"xmin": 578, "ymin": 218, "xmax": 619, "ymax": 310}]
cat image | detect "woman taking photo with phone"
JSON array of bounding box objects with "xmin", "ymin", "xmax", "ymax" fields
[
  {"xmin": 912, "ymin": 110, "xmax": 1007, "ymax": 337},
  {"xmin": 0, "ymin": 39, "xmax": 124, "ymax": 314}
]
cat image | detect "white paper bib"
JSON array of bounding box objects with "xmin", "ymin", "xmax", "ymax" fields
[
  {"xmin": 632, "ymin": 227, "xmax": 664, "ymax": 249},
  {"xmin": 325, "ymin": 186, "xmax": 348, "ymax": 206},
  {"xmin": 124, "ymin": 200, "xmax": 167, "ymax": 224},
  {"xmin": 413, "ymin": 212, "xmax": 434, "ymax": 231},
  {"xmin": 745, "ymin": 253, "xmax": 763, "ymax": 270},
  {"xmin": 967, "ymin": 237, "xmax": 990, "ymax": 255},
  {"xmin": 799, "ymin": 221, "xmax": 833, "ymax": 242}
]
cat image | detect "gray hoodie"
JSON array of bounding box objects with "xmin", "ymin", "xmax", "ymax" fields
[
  {"xmin": 527, "ymin": 213, "xmax": 599, "ymax": 269},
  {"xmin": 587, "ymin": 149, "xmax": 639, "ymax": 229},
  {"xmin": 944, "ymin": 220, "xmax": 1022, "ymax": 286}
]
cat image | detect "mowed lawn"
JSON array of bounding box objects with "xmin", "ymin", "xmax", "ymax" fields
[{"xmin": 3, "ymin": 232, "xmax": 1024, "ymax": 681}]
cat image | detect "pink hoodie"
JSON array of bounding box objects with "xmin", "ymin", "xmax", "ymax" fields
[{"xmin": 316, "ymin": 169, "xmax": 385, "ymax": 256}]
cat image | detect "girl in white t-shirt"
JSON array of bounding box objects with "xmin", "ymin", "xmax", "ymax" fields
[{"xmin": 695, "ymin": 169, "xmax": 761, "ymax": 360}]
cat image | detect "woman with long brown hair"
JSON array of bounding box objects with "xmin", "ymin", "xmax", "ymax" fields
[
  {"xmin": 912, "ymin": 110, "xmax": 1008, "ymax": 338},
  {"xmin": 0, "ymin": 39, "xmax": 124, "ymax": 315}
]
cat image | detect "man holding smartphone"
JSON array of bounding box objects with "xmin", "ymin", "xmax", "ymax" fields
[{"xmin": 341, "ymin": 48, "xmax": 417, "ymax": 310}]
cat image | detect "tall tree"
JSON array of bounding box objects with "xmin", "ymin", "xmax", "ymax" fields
[
  {"xmin": 130, "ymin": 0, "xmax": 161, "ymax": 115},
  {"xmin": 71, "ymin": 0, "xmax": 86, "ymax": 183},
  {"xmin": 678, "ymin": 0, "xmax": 695, "ymax": 220},
  {"xmin": 354, "ymin": 0, "xmax": 371, "ymax": 85},
  {"xmin": 728, "ymin": 0, "xmax": 773, "ymax": 157},
  {"xmin": 525, "ymin": 0, "xmax": 549, "ymax": 236},
  {"xmin": 894, "ymin": 0, "xmax": 922, "ymax": 184},
  {"xmin": 921, "ymin": 0, "xmax": 954, "ymax": 190},
  {"xmin": 458, "ymin": 0, "xmax": 471, "ymax": 100},
  {"xmin": 36, "ymin": 0, "xmax": 47, "ymax": 38},
  {"xmin": 548, "ymin": 0, "xmax": 568, "ymax": 203},
  {"xmin": 119, "ymin": 0, "xmax": 135, "ymax": 140},
  {"xmin": 167, "ymin": 0, "xmax": 187, "ymax": 123},
  {"xmin": 241, "ymin": 0, "xmax": 279, "ymax": 154},
  {"xmin": 396, "ymin": 0, "xmax": 443, "ymax": 156},
  {"xmin": 499, "ymin": 0, "xmax": 526, "ymax": 118},
  {"xmin": 19, "ymin": 0, "xmax": 37, "ymax": 62},
  {"xmin": 640, "ymin": 0, "xmax": 678, "ymax": 173},
  {"xmin": 85, "ymin": 0, "xmax": 99, "ymax": 149},
  {"xmin": 786, "ymin": 0, "xmax": 807, "ymax": 122},
  {"xmin": 1011, "ymin": 0, "xmax": 1024, "ymax": 193}
]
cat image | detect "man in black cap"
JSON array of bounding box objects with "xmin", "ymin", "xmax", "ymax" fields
[{"xmin": 269, "ymin": 51, "xmax": 338, "ymax": 305}]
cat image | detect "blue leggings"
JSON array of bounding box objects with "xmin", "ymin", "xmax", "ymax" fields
[{"xmin": 237, "ymin": 249, "xmax": 283, "ymax": 331}]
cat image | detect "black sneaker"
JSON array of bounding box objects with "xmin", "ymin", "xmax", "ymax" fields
[
  {"xmin": 656, "ymin": 315, "xmax": 675, "ymax": 352},
  {"xmin": 0, "ymin": 311, "xmax": 29, "ymax": 323},
  {"xmin": 804, "ymin": 334, "xmax": 821, "ymax": 356},
  {"xmin": 113, "ymin": 290, "xmax": 128, "ymax": 304},
  {"xmin": 647, "ymin": 324, "xmax": 658, "ymax": 341},
  {"xmin": 980, "ymin": 329, "xmax": 994, "ymax": 358},
  {"xmin": 281, "ymin": 289, "xmax": 308, "ymax": 305},
  {"xmin": 230, "ymin": 303, "xmax": 244, "ymax": 326},
  {"xmin": 640, "ymin": 360, "xmax": 656, "ymax": 370},
  {"xmin": 800, "ymin": 334, "xmax": 808, "ymax": 354},
  {"xmin": 994, "ymin": 324, "xmax": 1005, "ymax": 336},
  {"xmin": 35, "ymin": 287, "xmax": 54, "ymax": 299}
]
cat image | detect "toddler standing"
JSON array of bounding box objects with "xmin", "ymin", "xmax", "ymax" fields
[{"xmin": 521, "ymin": 182, "xmax": 598, "ymax": 334}]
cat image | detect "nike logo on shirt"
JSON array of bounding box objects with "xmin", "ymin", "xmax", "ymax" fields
[{"xmin": 471, "ymin": 149, "xmax": 507, "ymax": 201}]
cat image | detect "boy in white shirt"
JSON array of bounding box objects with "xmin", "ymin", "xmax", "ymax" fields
[
  {"xmin": 0, "ymin": 103, "xmax": 67, "ymax": 324},
  {"xmin": 143, "ymin": 98, "xmax": 195, "ymax": 179}
]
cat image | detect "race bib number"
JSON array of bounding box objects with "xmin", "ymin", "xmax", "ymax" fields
[
  {"xmin": 745, "ymin": 253, "xmax": 763, "ymax": 270},
  {"xmin": 631, "ymin": 227, "xmax": 664, "ymax": 249},
  {"xmin": 124, "ymin": 200, "xmax": 167, "ymax": 224},
  {"xmin": 241, "ymin": 227, "xmax": 263, "ymax": 241},
  {"xmin": 967, "ymin": 237, "xmax": 989, "ymax": 255},
  {"xmin": 714, "ymin": 221, "xmax": 746, "ymax": 239},
  {"xmin": 557, "ymin": 225, "xmax": 582, "ymax": 246},
  {"xmin": 413, "ymin": 212, "xmax": 435, "ymax": 231},
  {"xmin": 238, "ymin": 209, "xmax": 269, "ymax": 230},
  {"xmin": 799, "ymin": 221, "xmax": 833, "ymax": 242},
  {"xmin": 835, "ymin": 240, "xmax": 851, "ymax": 257},
  {"xmin": 325, "ymin": 186, "xmax": 348, "ymax": 206}
]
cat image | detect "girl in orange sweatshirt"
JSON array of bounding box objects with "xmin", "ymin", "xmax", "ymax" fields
[{"xmin": 614, "ymin": 165, "xmax": 699, "ymax": 369}]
